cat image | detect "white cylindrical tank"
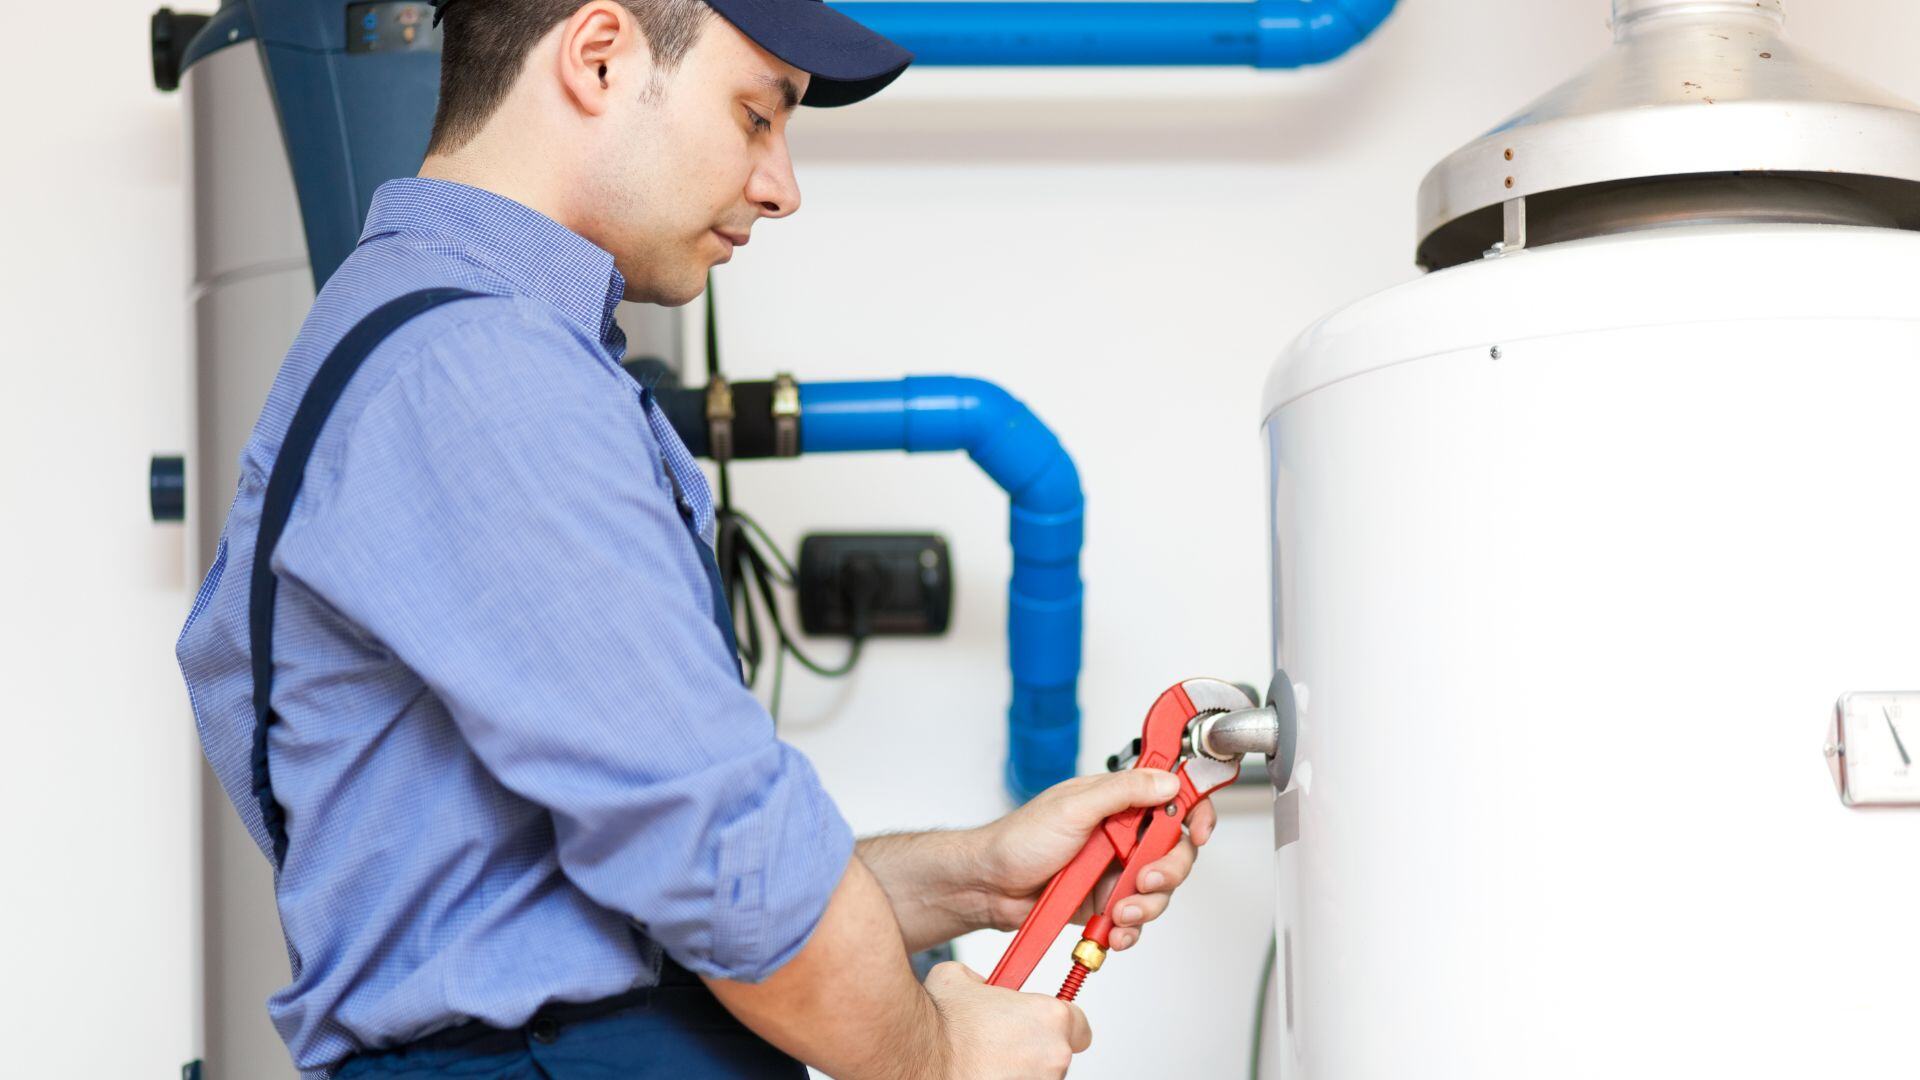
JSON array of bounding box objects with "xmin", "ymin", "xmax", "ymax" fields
[
  {"xmin": 1263, "ymin": 221, "xmax": 1920, "ymax": 1076},
  {"xmin": 1264, "ymin": 2, "xmax": 1920, "ymax": 1071}
]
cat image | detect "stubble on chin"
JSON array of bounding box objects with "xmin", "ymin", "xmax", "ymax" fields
[{"xmin": 620, "ymin": 248, "xmax": 709, "ymax": 307}]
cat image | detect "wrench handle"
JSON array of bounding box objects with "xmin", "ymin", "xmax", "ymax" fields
[
  {"xmin": 1084, "ymin": 797, "xmax": 1187, "ymax": 948},
  {"xmin": 986, "ymin": 833, "xmax": 1116, "ymax": 990}
]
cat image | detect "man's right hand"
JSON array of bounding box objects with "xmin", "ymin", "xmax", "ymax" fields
[
  {"xmin": 706, "ymin": 858, "xmax": 1097, "ymax": 1080},
  {"xmin": 924, "ymin": 961, "xmax": 1092, "ymax": 1079}
]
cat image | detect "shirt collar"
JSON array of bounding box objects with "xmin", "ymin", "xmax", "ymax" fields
[{"xmin": 361, "ymin": 178, "xmax": 626, "ymax": 346}]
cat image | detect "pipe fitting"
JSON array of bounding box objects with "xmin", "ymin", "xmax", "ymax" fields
[
  {"xmin": 1194, "ymin": 705, "xmax": 1284, "ymax": 760},
  {"xmin": 1188, "ymin": 672, "xmax": 1299, "ymax": 790},
  {"xmin": 1071, "ymin": 938, "xmax": 1107, "ymax": 972}
]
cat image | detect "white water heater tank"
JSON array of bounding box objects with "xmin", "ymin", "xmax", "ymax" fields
[{"xmin": 1262, "ymin": 3, "xmax": 1920, "ymax": 1076}]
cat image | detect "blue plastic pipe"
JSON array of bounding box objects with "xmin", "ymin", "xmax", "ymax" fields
[
  {"xmin": 801, "ymin": 377, "xmax": 1083, "ymax": 801},
  {"xmin": 826, "ymin": 0, "xmax": 1396, "ymax": 68}
]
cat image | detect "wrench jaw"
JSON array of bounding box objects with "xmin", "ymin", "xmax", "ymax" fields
[
  {"xmin": 1103, "ymin": 679, "xmax": 1258, "ymax": 772},
  {"xmin": 1177, "ymin": 678, "xmax": 1262, "ymax": 785},
  {"xmin": 1179, "ymin": 677, "xmax": 1259, "ymax": 716},
  {"xmin": 1179, "ymin": 751, "xmax": 1242, "ymax": 796}
]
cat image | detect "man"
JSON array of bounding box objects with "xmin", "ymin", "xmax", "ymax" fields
[{"xmin": 177, "ymin": 0, "xmax": 1216, "ymax": 1076}]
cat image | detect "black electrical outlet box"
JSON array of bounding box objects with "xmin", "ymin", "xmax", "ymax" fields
[{"xmin": 798, "ymin": 534, "xmax": 951, "ymax": 637}]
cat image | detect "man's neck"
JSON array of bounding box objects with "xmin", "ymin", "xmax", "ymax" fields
[{"xmin": 419, "ymin": 132, "xmax": 579, "ymax": 235}]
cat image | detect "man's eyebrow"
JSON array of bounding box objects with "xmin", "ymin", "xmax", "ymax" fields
[{"xmin": 754, "ymin": 71, "xmax": 801, "ymax": 112}]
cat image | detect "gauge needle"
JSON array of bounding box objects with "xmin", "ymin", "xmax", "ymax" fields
[{"xmin": 1882, "ymin": 706, "xmax": 1912, "ymax": 767}]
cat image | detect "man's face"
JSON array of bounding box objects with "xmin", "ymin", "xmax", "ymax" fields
[{"xmin": 583, "ymin": 17, "xmax": 808, "ymax": 306}]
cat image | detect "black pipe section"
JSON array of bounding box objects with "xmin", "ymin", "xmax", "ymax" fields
[{"xmin": 626, "ymin": 365, "xmax": 795, "ymax": 461}]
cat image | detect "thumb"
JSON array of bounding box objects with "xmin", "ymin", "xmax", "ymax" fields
[
  {"xmin": 1063, "ymin": 768, "xmax": 1179, "ymax": 824},
  {"xmin": 1065, "ymin": 1000, "xmax": 1093, "ymax": 1054},
  {"xmin": 942, "ymin": 960, "xmax": 984, "ymax": 982},
  {"xmin": 926, "ymin": 959, "xmax": 985, "ymax": 990}
]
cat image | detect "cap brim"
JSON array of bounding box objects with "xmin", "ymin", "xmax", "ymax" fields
[{"xmin": 702, "ymin": 0, "xmax": 913, "ymax": 107}]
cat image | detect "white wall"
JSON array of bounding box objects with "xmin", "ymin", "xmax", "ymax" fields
[{"xmin": 3, "ymin": 1, "xmax": 1915, "ymax": 1077}]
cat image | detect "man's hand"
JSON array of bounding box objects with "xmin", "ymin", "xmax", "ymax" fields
[
  {"xmin": 974, "ymin": 769, "xmax": 1215, "ymax": 953},
  {"xmin": 856, "ymin": 769, "xmax": 1217, "ymax": 954},
  {"xmin": 706, "ymin": 858, "xmax": 1094, "ymax": 1080},
  {"xmin": 924, "ymin": 961, "xmax": 1092, "ymax": 1079}
]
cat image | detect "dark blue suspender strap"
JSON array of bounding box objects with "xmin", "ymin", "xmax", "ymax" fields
[
  {"xmin": 699, "ymin": 540, "xmax": 744, "ymax": 676},
  {"xmin": 250, "ymin": 290, "xmax": 746, "ymax": 870},
  {"xmin": 249, "ymin": 288, "xmax": 482, "ymax": 869},
  {"xmin": 643, "ymin": 388, "xmax": 745, "ymax": 681}
]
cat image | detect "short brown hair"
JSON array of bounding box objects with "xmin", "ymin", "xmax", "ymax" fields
[{"xmin": 427, "ymin": 0, "xmax": 711, "ymax": 154}]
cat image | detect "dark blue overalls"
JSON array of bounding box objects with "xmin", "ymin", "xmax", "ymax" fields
[{"xmin": 249, "ymin": 290, "xmax": 804, "ymax": 1079}]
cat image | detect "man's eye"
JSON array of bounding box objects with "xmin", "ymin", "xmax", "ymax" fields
[{"xmin": 745, "ymin": 107, "xmax": 772, "ymax": 134}]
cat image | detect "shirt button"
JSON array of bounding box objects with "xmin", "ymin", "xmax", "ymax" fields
[{"xmin": 529, "ymin": 1016, "xmax": 559, "ymax": 1044}]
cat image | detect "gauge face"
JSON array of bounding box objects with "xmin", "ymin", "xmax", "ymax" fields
[{"xmin": 1834, "ymin": 692, "xmax": 1920, "ymax": 807}]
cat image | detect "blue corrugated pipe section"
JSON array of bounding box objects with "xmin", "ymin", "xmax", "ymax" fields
[
  {"xmin": 826, "ymin": 0, "xmax": 1396, "ymax": 68},
  {"xmin": 801, "ymin": 377, "xmax": 1083, "ymax": 802}
]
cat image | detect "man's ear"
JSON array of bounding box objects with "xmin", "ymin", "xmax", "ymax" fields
[{"xmin": 555, "ymin": 0, "xmax": 650, "ymax": 116}]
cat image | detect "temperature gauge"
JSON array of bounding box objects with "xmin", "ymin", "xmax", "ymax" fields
[{"xmin": 1828, "ymin": 692, "xmax": 1920, "ymax": 807}]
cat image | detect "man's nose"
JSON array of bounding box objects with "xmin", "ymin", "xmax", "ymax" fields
[{"xmin": 748, "ymin": 140, "xmax": 802, "ymax": 219}]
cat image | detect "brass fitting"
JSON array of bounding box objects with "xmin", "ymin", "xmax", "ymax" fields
[
  {"xmin": 705, "ymin": 375, "xmax": 735, "ymax": 464},
  {"xmin": 1071, "ymin": 938, "xmax": 1107, "ymax": 972},
  {"xmin": 771, "ymin": 372, "xmax": 801, "ymax": 457}
]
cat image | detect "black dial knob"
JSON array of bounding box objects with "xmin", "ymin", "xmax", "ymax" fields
[
  {"xmin": 151, "ymin": 455, "xmax": 186, "ymax": 522},
  {"xmin": 151, "ymin": 8, "xmax": 211, "ymax": 92}
]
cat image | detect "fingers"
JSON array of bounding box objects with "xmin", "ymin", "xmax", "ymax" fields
[
  {"xmin": 1188, "ymin": 797, "xmax": 1218, "ymax": 845},
  {"xmin": 1134, "ymin": 837, "xmax": 1198, "ymax": 903},
  {"xmin": 1050, "ymin": 775, "xmax": 1217, "ymax": 847},
  {"xmin": 929, "ymin": 962, "xmax": 1091, "ymax": 1078},
  {"xmin": 1111, "ymin": 888, "xmax": 1170, "ymax": 933},
  {"xmin": 1107, "ymin": 889, "xmax": 1169, "ymax": 952},
  {"xmin": 1107, "ymin": 835, "xmax": 1199, "ymax": 950},
  {"xmin": 1054, "ymin": 768, "xmax": 1181, "ymax": 828},
  {"xmin": 1062, "ymin": 999, "xmax": 1093, "ymax": 1053}
]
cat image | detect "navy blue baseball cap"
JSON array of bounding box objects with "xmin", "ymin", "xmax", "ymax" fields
[
  {"xmin": 431, "ymin": 0, "xmax": 912, "ymax": 107},
  {"xmin": 704, "ymin": 0, "xmax": 913, "ymax": 106}
]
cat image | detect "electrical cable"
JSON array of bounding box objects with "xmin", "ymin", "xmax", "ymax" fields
[
  {"xmin": 1250, "ymin": 934, "xmax": 1278, "ymax": 1080},
  {"xmin": 701, "ymin": 274, "xmax": 866, "ymax": 721},
  {"xmin": 722, "ymin": 508, "xmax": 866, "ymax": 680},
  {"xmin": 704, "ymin": 283, "xmax": 733, "ymax": 511}
]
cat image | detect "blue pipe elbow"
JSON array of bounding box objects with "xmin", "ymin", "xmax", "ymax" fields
[
  {"xmin": 1255, "ymin": 0, "xmax": 1396, "ymax": 67},
  {"xmin": 826, "ymin": 0, "xmax": 1395, "ymax": 69},
  {"xmin": 801, "ymin": 378, "xmax": 1083, "ymax": 801}
]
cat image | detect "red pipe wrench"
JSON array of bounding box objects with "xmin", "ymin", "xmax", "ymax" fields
[{"xmin": 987, "ymin": 678, "xmax": 1257, "ymax": 1000}]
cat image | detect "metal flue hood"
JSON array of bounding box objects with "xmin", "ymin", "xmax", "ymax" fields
[{"xmin": 1415, "ymin": 0, "xmax": 1920, "ymax": 269}]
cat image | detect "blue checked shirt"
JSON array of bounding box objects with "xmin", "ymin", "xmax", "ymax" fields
[{"xmin": 177, "ymin": 178, "xmax": 854, "ymax": 1076}]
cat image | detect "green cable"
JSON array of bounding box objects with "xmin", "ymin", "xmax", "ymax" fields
[{"xmin": 1249, "ymin": 934, "xmax": 1278, "ymax": 1080}]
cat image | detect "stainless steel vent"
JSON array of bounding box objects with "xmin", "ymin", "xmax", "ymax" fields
[{"xmin": 1415, "ymin": 0, "xmax": 1920, "ymax": 270}]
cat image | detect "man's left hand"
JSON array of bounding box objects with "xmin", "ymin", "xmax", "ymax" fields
[{"xmin": 972, "ymin": 769, "xmax": 1215, "ymax": 953}]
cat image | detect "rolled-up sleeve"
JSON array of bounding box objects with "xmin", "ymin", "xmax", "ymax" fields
[{"xmin": 274, "ymin": 301, "xmax": 853, "ymax": 982}]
